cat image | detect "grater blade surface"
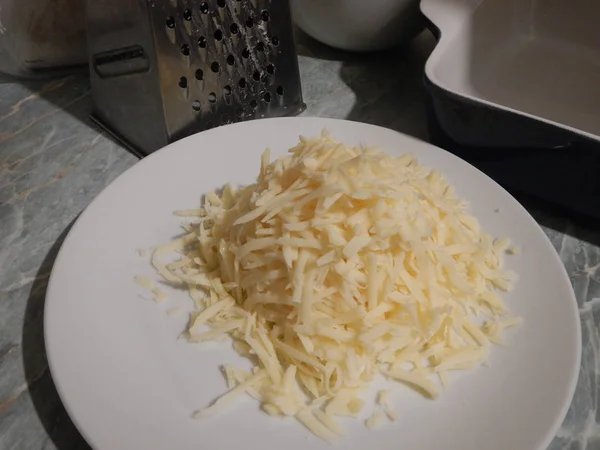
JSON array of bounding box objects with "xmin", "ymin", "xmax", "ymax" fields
[{"xmin": 151, "ymin": 0, "xmax": 306, "ymax": 141}]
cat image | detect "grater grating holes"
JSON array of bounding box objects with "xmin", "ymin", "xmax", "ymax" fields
[
  {"xmin": 156, "ymin": 1, "xmax": 300, "ymax": 133},
  {"xmin": 179, "ymin": 76, "xmax": 187, "ymax": 88}
]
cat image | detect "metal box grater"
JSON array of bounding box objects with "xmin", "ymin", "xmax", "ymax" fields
[{"xmin": 86, "ymin": 0, "xmax": 305, "ymax": 154}]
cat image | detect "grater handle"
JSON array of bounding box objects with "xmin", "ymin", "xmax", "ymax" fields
[{"xmin": 93, "ymin": 45, "xmax": 150, "ymax": 78}]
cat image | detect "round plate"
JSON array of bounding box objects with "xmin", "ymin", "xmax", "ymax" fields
[{"xmin": 45, "ymin": 118, "xmax": 580, "ymax": 450}]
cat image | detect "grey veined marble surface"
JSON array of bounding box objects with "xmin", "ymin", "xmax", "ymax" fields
[{"xmin": 0, "ymin": 30, "xmax": 599, "ymax": 450}]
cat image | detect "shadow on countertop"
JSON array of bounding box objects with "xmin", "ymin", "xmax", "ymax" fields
[
  {"xmin": 295, "ymin": 27, "xmax": 437, "ymax": 141},
  {"xmin": 0, "ymin": 71, "xmax": 124, "ymax": 154},
  {"xmin": 21, "ymin": 218, "xmax": 92, "ymax": 450},
  {"xmin": 0, "ymin": 71, "xmax": 92, "ymax": 129}
]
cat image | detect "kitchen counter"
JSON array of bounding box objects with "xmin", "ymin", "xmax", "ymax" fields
[{"xmin": 0, "ymin": 30, "xmax": 598, "ymax": 450}]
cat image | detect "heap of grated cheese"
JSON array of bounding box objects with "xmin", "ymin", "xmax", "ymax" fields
[{"xmin": 152, "ymin": 131, "xmax": 521, "ymax": 444}]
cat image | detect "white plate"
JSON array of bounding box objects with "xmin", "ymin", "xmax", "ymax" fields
[{"xmin": 45, "ymin": 118, "xmax": 580, "ymax": 450}]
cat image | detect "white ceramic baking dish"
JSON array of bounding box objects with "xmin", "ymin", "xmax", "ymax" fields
[
  {"xmin": 421, "ymin": 0, "xmax": 600, "ymax": 219},
  {"xmin": 422, "ymin": 0, "xmax": 600, "ymax": 148}
]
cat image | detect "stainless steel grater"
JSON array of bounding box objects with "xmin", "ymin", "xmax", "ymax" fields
[{"xmin": 86, "ymin": 0, "xmax": 305, "ymax": 154}]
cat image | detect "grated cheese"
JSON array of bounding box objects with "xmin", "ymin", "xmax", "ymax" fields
[
  {"xmin": 194, "ymin": 370, "xmax": 267, "ymax": 418},
  {"xmin": 377, "ymin": 390, "xmax": 391, "ymax": 408},
  {"xmin": 135, "ymin": 275, "xmax": 167, "ymax": 302},
  {"xmin": 384, "ymin": 408, "xmax": 397, "ymax": 421},
  {"xmin": 297, "ymin": 407, "xmax": 339, "ymax": 445},
  {"xmin": 365, "ymin": 411, "xmax": 386, "ymax": 430},
  {"xmin": 134, "ymin": 275, "xmax": 154, "ymax": 290},
  {"xmin": 167, "ymin": 306, "xmax": 182, "ymax": 316},
  {"xmin": 150, "ymin": 131, "xmax": 521, "ymax": 444}
]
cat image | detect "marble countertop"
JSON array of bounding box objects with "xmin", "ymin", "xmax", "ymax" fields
[{"xmin": 0, "ymin": 31, "xmax": 598, "ymax": 450}]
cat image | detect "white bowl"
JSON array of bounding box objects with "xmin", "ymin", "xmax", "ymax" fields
[{"xmin": 291, "ymin": 0, "xmax": 424, "ymax": 52}]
